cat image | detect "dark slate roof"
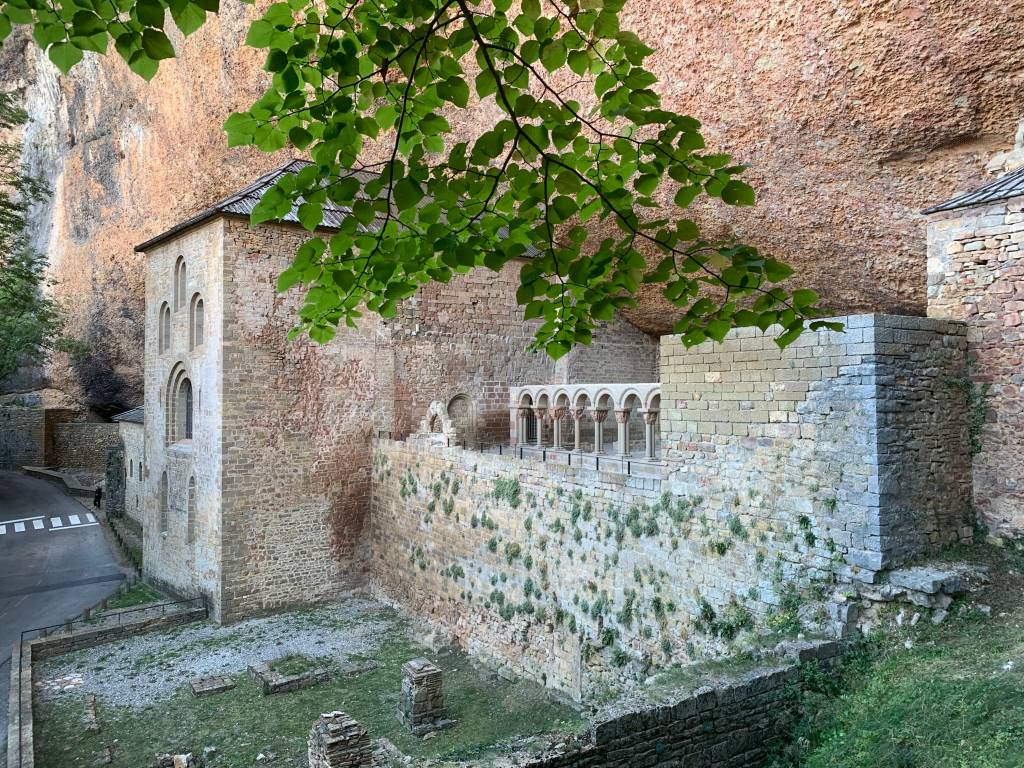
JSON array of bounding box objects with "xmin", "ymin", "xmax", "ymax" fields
[
  {"xmin": 112, "ymin": 406, "xmax": 144, "ymax": 424},
  {"xmin": 923, "ymin": 165, "xmax": 1024, "ymax": 214},
  {"xmin": 135, "ymin": 160, "xmax": 376, "ymax": 252},
  {"xmin": 134, "ymin": 158, "xmax": 540, "ymax": 258}
]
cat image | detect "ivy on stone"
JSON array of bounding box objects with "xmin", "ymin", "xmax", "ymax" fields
[{"xmin": 0, "ymin": 0, "xmax": 840, "ymax": 357}]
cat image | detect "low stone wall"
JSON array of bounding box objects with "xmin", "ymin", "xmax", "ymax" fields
[
  {"xmin": 52, "ymin": 422, "xmax": 121, "ymax": 472},
  {"xmin": 526, "ymin": 640, "xmax": 841, "ymax": 768},
  {"xmin": 7, "ymin": 605, "xmax": 207, "ymax": 768},
  {"xmin": 927, "ymin": 196, "xmax": 1024, "ymax": 536},
  {"xmin": 0, "ymin": 405, "xmax": 46, "ymax": 469}
]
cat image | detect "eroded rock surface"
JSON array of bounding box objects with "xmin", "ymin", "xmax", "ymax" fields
[{"xmin": 3, "ymin": 0, "xmax": 1023, "ymax": 410}]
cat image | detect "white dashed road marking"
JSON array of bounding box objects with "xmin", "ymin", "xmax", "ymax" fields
[
  {"xmin": 87, "ymin": 513, "xmax": 96, "ymax": 523},
  {"xmin": 69, "ymin": 514, "xmax": 80, "ymax": 525},
  {"xmin": 0, "ymin": 525, "xmax": 6, "ymax": 535},
  {"xmin": 13, "ymin": 522, "xmax": 25, "ymax": 533},
  {"xmin": 33, "ymin": 519, "xmax": 44, "ymax": 529},
  {"xmin": 51, "ymin": 522, "xmax": 99, "ymax": 531},
  {"xmin": 50, "ymin": 517, "xmax": 63, "ymax": 528},
  {"xmin": 0, "ymin": 514, "xmax": 99, "ymax": 536}
]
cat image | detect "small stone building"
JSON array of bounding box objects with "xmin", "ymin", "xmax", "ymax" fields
[
  {"xmin": 926, "ymin": 163, "xmax": 1024, "ymax": 536},
  {"xmin": 135, "ymin": 160, "xmax": 658, "ymax": 621},
  {"xmin": 112, "ymin": 406, "xmax": 146, "ymax": 523}
]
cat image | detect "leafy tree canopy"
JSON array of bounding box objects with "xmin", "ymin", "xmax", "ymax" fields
[
  {"xmin": 0, "ymin": 92, "xmax": 78, "ymax": 382},
  {"xmin": 0, "ymin": 0, "xmax": 839, "ymax": 356}
]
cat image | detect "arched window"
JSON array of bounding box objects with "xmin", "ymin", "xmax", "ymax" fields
[
  {"xmin": 159, "ymin": 472, "xmax": 169, "ymax": 532},
  {"xmin": 139, "ymin": 461, "xmax": 143, "ymax": 480},
  {"xmin": 173, "ymin": 257, "xmax": 186, "ymax": 310},
  {"xmin": 186, "ymin": 476, "xmax": 196, "ymax": 543},
  {"xmin": 166, "ymin": 366, "xmax": 194, "ymax": 443},
  {"xmin": 189, "ymin": 294, "xmax": 204, "ymax": 349},
  {"xmin": 158, "ymin": 303, "xmax": 171, "ymax": 353},
  {"xmin": 129, "ymin": 459, "xmax": 134, "ymax": 477}
]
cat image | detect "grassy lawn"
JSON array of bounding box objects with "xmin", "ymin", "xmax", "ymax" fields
[
  {"xmin": 769, "ymin": 542, "xmax": 1024, "ymax": 768},
  {"xmin": 103, "ymin": 581, "xmax": 163, "ymax": 610},
  {"xmin": 35, "ymin": 633, "xmax": 585, "ymax": 767}
]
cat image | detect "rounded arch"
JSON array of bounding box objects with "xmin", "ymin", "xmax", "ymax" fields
[
  {"xmin": 645, "ymin": 390, "xmax": 662, "ymax": 411},
  {"xmin": 158, "ymin": 302, "xmax": 171, "ymax": 354},
  {"xmin": 518, "ymin": 391, "xmax": 535, "ymax": 407},
  {"xmin": 158, "ymin": 471, "xmax": 169, "ymax": 533},
  {"xmin": 594, "ymin": 389, "xmax": 614, "ymax": 411},
  {"xmin": 618, "ymin": 387, "xmax": 644, "ymax": 411},
  {"xmin": 553, "ymin": 390, "xmax": 571, "ymax": 410},
  {"xmin": 186, "ymin": 476, "xmax": 197, "ymax": 544},
  {"xmin": 166, "ymin": 363, "xmax": 194, "ymax": 443},
  {"xmin": 536, "ymin": 392, "xmax": 551, "ymax": 409},
  {"xmin": 173, "ymin": 256, "xmax": 187, "ymax": 310},
  {"xmin": 572, "ymin": 390, "xmax": 592, "ymax": 410},
  {"xmin": 189, "ymin": 293, "xmax": 204, "ymax": 350},
  {"xmin": 447, "ymin": 393, "xmax": 476, "ymax": 444}
]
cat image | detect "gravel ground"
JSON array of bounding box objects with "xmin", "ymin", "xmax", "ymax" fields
[{"xmin": 36, "ymin": 596, "xmax": 404, "ymax": 710}]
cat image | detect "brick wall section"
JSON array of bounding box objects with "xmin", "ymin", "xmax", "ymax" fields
[
  {"xmin": 661, "ymin": 314, "xmax": 972, "ymax": 573},
  {"xmin": 0, "ymin": 405, "xmax": 45, "ymax": 469},
  {"xmin": 51, "ymin": 422, "xmax": 121, "ymax": 471},
  {"xmin": 927, "ymin": 196, "xmax": 1024, "ymax": 535}
]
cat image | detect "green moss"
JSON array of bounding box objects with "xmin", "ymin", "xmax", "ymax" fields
[{"xmin": 103, "ymin": 582, "xmax": 162, "ymax": 610}]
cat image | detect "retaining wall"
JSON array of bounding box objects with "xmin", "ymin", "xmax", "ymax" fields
[{"xmin": 52, "ymin": 422, "xmax": 121, "ymax": 471}]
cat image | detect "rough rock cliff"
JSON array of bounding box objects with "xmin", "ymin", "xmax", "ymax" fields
[{"xmin": 2, "ymin": 0, "xmax": 1022, "ymax": 412}]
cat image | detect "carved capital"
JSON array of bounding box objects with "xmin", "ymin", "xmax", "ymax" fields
[
  {"xmin": 591, "ymin": 408, "xmax": 608, "ymax": 424},
  {"xmin": 551, "ymin": 406, "xmax": 567, "ymax": 420},
  {"xmin": 570, "ymin": 407, "xmax": 586, "ymax": 421},
  {"xmin": 641, "ymin": 409, "xmax": 659, "ymax": 425},
  {"xmin": 614, "ymin": 408, "xmax": 630, "ymax": 424}
]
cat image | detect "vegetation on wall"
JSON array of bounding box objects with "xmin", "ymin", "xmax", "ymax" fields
[{"xmin": 0, "ymin": 0, "xmax": 836, "ymax": 358}]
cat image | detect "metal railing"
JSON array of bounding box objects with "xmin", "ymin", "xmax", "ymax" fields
[
  {"xmin": 375, "ymin": 430, "xmax": 663, "ymax": 477},
  {"xmin": 13, "ymin": 594, "xmax": 207, "ymax": 767}
]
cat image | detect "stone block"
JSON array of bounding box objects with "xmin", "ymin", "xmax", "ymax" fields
[
  {"xmin": 308, "ymin": 711, "xmax": 372, "ymax": 768},
  {"xmin": 397, "ymin": 658, "xmax": 457, "ymax": 736}
]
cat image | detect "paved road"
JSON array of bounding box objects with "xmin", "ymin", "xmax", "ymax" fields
[{"xmin": 0, "ymin": 470, "xmax": 129, "ymax": 762}]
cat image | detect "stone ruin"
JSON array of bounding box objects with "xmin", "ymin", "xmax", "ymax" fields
[
  {"xmin": 396, "ymin": 658, "xmax": 457, "ymax": 736},
  {"xmin": 308, "ymin": 711, "xmax": 372, "ymax": 768}
]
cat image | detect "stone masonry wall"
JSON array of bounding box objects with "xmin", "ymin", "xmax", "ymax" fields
[
  {"xmin": 120, "ymin": 421, "xmax": 146, "ymax": 524},
  {"xmin": 369, "ymin": 315, "xmax": 969, "ymax": 698},
  {"xmin": 51, "ymin": 422, "xmax": 121, "ymax": 471},
  {"xmin": 927, "ymin": 196, "xmax": 1024, "ymax": 536},
  {"xmin": 218, "ymin": 217, "xmax": 389, "ymax": 621},
  {"xmin": 661, "ymin": 314, "xmax": 972, "ymax": 575},
  {"xmin": 143, "ymin": 218, "xmax": 224, "ymax": 613},
  {"xmin": 0, "ymin": 405, "xmax": 45, "ymax": 469}
]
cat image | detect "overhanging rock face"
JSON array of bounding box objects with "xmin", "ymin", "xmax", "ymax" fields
[{"xmin": 661, "ymin": 313, "xmax": 973, "ymax": 578}]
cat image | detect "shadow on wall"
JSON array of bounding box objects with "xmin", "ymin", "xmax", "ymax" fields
[{"xmin": 71, "ymin": 303, "xmax": 143, "ymax": 417}]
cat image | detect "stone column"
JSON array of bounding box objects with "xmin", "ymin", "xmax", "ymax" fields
[
  {"xmin": 614, "ymin": 409, "xmax": 631, "ymax": 456},
  {"xmin": 551, "ymin": 407, "xmax": 566, "ymax": 449},
  {"xmin": 308, "ymin": 711, "xmax": 372, "ymax": 768},
  {"xmin": 397, "ymin": 658, "xmax": 455, "ymax": 735},
  {"xmin": 640, "ymin": 409, "xmax": 659, "ymax": 459},
  {"xmin": 592, "ymin": 409, "xmax": 608, "ymax": 454},
  {"xmin": 516, "ymin": 407, "xmax": 531, "ymax": 445},
  {"xmin": 532, "ymin": 407, "xmax": 547, "ymax": 448},
  {"xmin": 571, "ymin": 407, "xmax": 585, "ymax": 451}
]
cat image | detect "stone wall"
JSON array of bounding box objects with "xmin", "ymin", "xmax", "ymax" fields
[
  {"xmin": 51, "ymin": 422, "xmax": 121, "ymax": 471},
  {"xmin": 143, "ymin": 218, "xmax": 225, "ymax": 614},
  {"xmin": 120, "ymin": 421, "xmax": 146, "ymax": 524},
  {"xmin": 368, "ymin": 315, "xmax": 970, "ymax": 698},
  {"xmin": 927, "ymin": 195, "xmax": 1024, "ymax": 536},
  {"xmin": 661, "ymin": 314, "xmax": 972, "ymax": 575},
  {"xmin": 0, "ymin": 405, "xmax": 45, "ymax": 469}
]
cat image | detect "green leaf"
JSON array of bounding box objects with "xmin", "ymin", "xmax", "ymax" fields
[
  {"xmin": 48, "ymin": 43, "xmax": 83, "ymax": 74},
  {"xmin": 170, "ymin": 1, "xmax": 208, "ymax": 36},
  {"xmin": 393, "ymin": 177, "xmax": 424, "ymax": 210},
  {"xmin": 674, "ymin": 184, "xmax": 700, "ymax": 209},
  {"xmin": 128, "ymin": 50, "xmax": 160, "ymax": 80},
  {"xmin": 0, "ymin": 14, "xmax": 11, "ymax": 43},
  {"xmin": 141, "ymin": 28, "xmax": 175, "ymax": 59},
  {"xmin": 764, "ymin": 259, "xmax": 794, "ymax": 283},
  {"xmin": 721, "ymin": 180, "xmax": 755, "ymax": 206},
  {"xmin": 136, "ymin": 0, "xmax": 166, "ymax": 28},
  {"xmin": 792, "ymin": 288, "xmax": 818, "ymax": 308},
  {"xmin": 539, "ymin": 40, "xmax": 566, "ymax": 72},
  {"xmin": 289, "ymin": 126, "xmax": 313, "ymax": 149},
  {"xmin": 438, "ymin": 77, "xmax": 469, "ymax": 108},
  {"xmin": 521, "ymin": 0, "xmax": 541, "ymax": 20},
  {"xmin": 246, "ymin": 20, "xmax": 275, "ymax": 47}
]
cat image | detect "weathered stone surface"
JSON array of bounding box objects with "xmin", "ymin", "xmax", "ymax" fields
[
  {"xmin": 397, "ymin": 659, "xmax": 455, "ymax": 736},
  {"xmin": 308, "ymin": 711, "xmax": 372, "ymax": 768},
  {"xmin": 4, "ymin": 2, "xmax": 1023, "ymax": 411},
  {"xmin": 249, "ymin": 662, "xmax": 330, "ymax": 695},
  {"xmin": 188, "ymin": 674, "xmax": 236, "ymax": 697},
  {"xmin": 927, "ymin": 193, "xmax": 1024, "ymax": 536},
  {"xmin": 887, "ymin": 566, "xmax": 962, "ymax": 596}
]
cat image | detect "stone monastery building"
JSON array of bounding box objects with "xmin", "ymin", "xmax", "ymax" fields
[{"xmin": 131, "ymin": 158, "xmax": 1024, "ymax": 698}]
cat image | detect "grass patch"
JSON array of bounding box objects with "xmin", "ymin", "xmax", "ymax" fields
[
  {"xmin": 268, "ymin": 654, "xmax": 317, "ymax": 677},
  {"xmin": 103, "ymin": 582, "xmax": 163, "ymax": 610},
  {"xmin": 769, "ymin": 542, "xmax": 1024, "ymax": 768},
  {"xmin": 35, "ymin": 634, "xmax": 585, "ymax": 767}
]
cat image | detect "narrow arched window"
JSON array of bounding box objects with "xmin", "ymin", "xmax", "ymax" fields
[
  {"xmin": 186, "ymin": 476, "xmax": 196, "ymax": 543},
  {"xmin": 175, "ymin": 377, "xmax": 193, "ymax": 441},
  {"xmin": 158, "ymin": 303, "xmax": 171, "ymax": 353},
  {"xmin": 173, "ymin": 257, "xmax": 186, "ymax": 310},
  {"xmin": 189, "ymin": 294, "xmax": 204, "ymax": 349},
  {"xmin": 159, "ymin": 471, "xmax": 169, "ymax": 533},
  {"xmin": 129, "ymin": 459, "xmax": 134, "ymax": 477}
]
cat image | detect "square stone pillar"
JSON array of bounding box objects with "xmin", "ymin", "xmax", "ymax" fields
[
  {"xmin": 308, "ymin": 711, "xmax": 372, "ymax": 768},
  {"xmin": 397, "ymin": 658, "xmax": 456, "ymax": 735}
]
